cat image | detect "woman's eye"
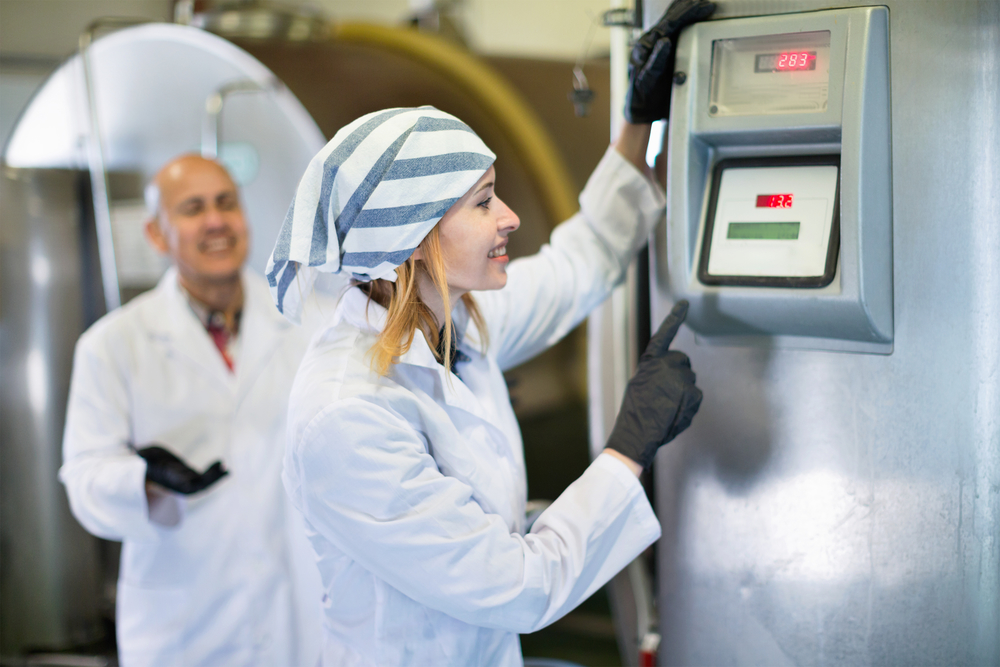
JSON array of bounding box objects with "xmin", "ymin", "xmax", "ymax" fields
[{"xmin": 478, "ymin": 196, "xmax": 493, "ymax": 210}]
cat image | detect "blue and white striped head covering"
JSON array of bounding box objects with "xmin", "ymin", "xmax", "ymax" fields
[{"xmin": 266, "ymin": 106, "xmax": 496, "ymax": 323}]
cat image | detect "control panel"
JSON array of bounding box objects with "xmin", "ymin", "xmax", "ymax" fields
[{"xmin": 655, "ymin": 7, "xmax": 892, "ymax": 353}]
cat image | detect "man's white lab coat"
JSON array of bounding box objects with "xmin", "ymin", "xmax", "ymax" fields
[
  {"xmin": 61, "ymin": 268, "xmax": 328, "ymax": 667},
  {"xmin": 282, "ymin": 147, "xmax": 667, "ymax": 666}
]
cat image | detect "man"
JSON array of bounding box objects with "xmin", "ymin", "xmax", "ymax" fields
[{"xmin": 60, "ymin": 155, "xmax": 327, "ymax": 667}]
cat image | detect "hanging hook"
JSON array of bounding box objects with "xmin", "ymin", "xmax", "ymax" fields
[
  {"xmin": 568, "ymin": 11, "xmax": 601, "ymax": 118},
  {"xmin": 569, "ymin": 66, "xmax": 596, "ymax": 118}
]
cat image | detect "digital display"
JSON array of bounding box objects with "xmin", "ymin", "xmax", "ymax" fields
[
  {"xmin": 756, "ymin": 194, "xmax": 794, "ymax": 208},
  {"xmin": 754, "ymin": 51, "xmax": 817, "ymax": 72},
  {"xmin": 727, "ymin": 222, "xmax": 801, "ymax": 240}
]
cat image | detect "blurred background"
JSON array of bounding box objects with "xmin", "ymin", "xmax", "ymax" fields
[{"xmin": 0, "ymin": 1, "xmax": 629, "ymax": 665}]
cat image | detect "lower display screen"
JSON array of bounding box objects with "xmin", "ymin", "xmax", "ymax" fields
[
  {"xmin": 727, "ymin": 221, "xmax": 801, "ymax": 240},
  {"xmin": 700, "ymin": 156, "xmax": 840, "ymax": 286}
]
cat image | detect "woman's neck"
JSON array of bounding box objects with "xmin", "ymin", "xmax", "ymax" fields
[{"xmin": 414, "ymin": 270, "xmax": 464, "ymax": 330}]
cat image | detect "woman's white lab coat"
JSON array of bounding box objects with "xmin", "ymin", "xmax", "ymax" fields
[
  {"xmin": 60, "ymin": 269, "xmax": 325, "ymax": 667},
  {"xmin": 282, "ymin": 147, "xmax": 667, "ymax": 666}
]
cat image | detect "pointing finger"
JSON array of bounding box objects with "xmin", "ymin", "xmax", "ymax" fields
[{"xmin": 641, "ymin": 300, "xmax": 690, "ymax": 360}]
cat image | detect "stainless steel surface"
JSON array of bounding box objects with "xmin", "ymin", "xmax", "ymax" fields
[
  {"xmin": 4, "ymin": 22, "xmax": 325, "ymax": 275},
  {"xmin": 191, "ymin": 1, "xmax": 327, "ymax": 42},
  {"xmin": 614, "ymin": 0, "xmax": 998, "ymax": 664},
  {"xmin": 202, "ymin": 79, "xmax": 271, "ymax": 159},
  {"xmin": 78, "ymin": 19, "xmax": 148, "ymax": 313},
  {"xmin": 1, "ymin": 23, "xmax": 326, "ymax": 655},
  {"xmin": 0, "ymin": 168, "xmax": 105, "ymax": 652}
]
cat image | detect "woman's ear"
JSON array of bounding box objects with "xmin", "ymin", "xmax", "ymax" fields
[{"xmin": 411, "ymin": 247, "xmax": 424, "ymax": 261}]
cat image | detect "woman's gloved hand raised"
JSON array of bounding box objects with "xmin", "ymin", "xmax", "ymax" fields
[
  {"xmin": 136, "ymin": 445, "xmax": 228, "ymax": 494},
  {"xmin": 606, "ymin": 301, "xmax": 703, "ymax": 469},
  {"xmin": 625, "ymin": 0, "xmax": 716, "ymax": 124}
]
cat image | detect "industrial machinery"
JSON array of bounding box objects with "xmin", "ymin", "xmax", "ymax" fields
[
  {"xmin": 590, "ymin": 1, "xmax": 999, "ymax": 664},
  {"xmin": 0, "ymin": 23, "xmax": 325, "ymax": 654}
]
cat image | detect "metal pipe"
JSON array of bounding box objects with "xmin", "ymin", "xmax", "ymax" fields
[
  {"xmin": 78, "ymin": 18, "xmax": 148, "ymax": 311},
  {"xmin": 332, "ymin": 22, "xmax": 578, "ymax": 228},
  {"xmin": 201, "ymin": 79, "xmax": 273, "ymax": 159}
]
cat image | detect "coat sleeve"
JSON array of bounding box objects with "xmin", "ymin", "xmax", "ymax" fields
[
  {"xmin": 59, "ymin": 325, "xmax": 172, "ymax": 542},
  {"xmin": 475, "ymin": 146, "xmax": 665, "ymax": 371},
  {"xmin": 287, "ymin": 398, "xmax": 661, "ymax": 633}
]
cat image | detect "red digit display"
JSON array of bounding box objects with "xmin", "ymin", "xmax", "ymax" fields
[
  {"xmin": 756, "ymin": 51, "xmax": 819, "ymax": 72},
  {"xmin": 756, "ymin": 194, "xmax": 794, "ymax": 208},
  {"xmin": 776, "ymin": 51, "xmax": 816, "ymax": 70}
]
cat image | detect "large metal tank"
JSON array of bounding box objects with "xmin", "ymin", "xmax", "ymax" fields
[
  {"xmin": 0, "ymin": 23, "xmax": 326, "ymax": 655},
  {"xmin": 0, "ymin": 167, "xmax": 108, "ymax": 654},
  {"xmin": 590, "ymin": 1, "xmax": 999, "ymax": 664}
]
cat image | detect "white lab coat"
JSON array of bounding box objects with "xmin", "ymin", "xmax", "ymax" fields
[
  {"xmin": 282, "ymin": 147, "xmax": 666, "ymax": 666},
  {"xmin": 60, "ymin": 268, "xmax": 331, "ymax": 667}
]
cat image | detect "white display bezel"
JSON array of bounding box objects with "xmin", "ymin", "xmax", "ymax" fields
[{"xmin": 698, "ymin": 156, "xmax": 840, "ymax": 288}]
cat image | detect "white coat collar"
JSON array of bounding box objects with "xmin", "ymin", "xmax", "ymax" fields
[
  {"xmin": 335, "ymin": 286, "xmax": 477, "ymax": 375},
  {"xmin": 144, "ymin": 267, "xmax": 290, "ymax": 396},
  {"xmin": 235, "ymin": 269, "xmax": 294, "ymax": 403},
  {"xmin": 336, "ymin": 286, "xmax": 521, "ymax": 527}
]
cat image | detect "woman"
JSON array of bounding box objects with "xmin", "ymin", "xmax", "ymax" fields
[{"xmin": 266, "ymin": 6, "xmax": 711, "ymax": 664}]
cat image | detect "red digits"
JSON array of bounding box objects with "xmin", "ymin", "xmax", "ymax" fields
[
  {"xmin": 756, "ymin": 194, "xmax": 794, "ymax": 208},
  {"xmin": 777, "ymin": 53, "xmax": 788, "ymax": 68}
]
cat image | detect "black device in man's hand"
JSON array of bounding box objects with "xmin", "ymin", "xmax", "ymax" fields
[
  {"xmin": 624, "ymin": 0, "xmax": 717, "ymax": 124},
  {"xmin": 606, "ymin": 300, "xmax": 703, "ymax": 469},
  {"xmin": 136, "ymin": 445, "xmax": 228, "ymax": 494}
]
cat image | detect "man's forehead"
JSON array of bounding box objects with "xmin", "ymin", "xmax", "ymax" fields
[{"xmin": 158, "ymin": 156, "xmax": 236, "ymax": 198}]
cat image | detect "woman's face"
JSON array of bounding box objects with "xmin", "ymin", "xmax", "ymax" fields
[{"xmin": 436, "ymin": 165, "xmax": 520, "ymax": 296}]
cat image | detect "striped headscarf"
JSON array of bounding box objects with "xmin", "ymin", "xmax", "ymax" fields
[{"xmin": 266, "ymin": 106, "xmax": 496, "ymax": 323}]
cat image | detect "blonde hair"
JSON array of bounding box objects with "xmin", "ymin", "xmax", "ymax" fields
[{"xmin": 360, "ymin": 226, "xmax": 488, "ymax": 376}]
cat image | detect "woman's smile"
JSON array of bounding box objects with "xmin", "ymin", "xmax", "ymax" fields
[{"xmin": 487, "ymin": 243, "xmax": 508, "ymax": 260}]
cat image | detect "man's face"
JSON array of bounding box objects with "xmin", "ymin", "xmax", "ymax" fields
[{"xmin": 146, "ymin": 157, "xmax": 249, "ymax": 286}]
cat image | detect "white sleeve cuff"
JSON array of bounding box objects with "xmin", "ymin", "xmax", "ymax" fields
[{"xmin": 591, "ymin": 452, "xmax": 662, "ymax": 543}]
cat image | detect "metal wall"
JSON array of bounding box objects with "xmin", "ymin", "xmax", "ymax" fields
[{"xmin": 631, "ymin": 1, "xmax": 999, "ymax": 664}]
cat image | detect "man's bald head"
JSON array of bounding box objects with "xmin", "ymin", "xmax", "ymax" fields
[
  {"xmin": 146, "ymin": 154, "xmax": 236, "ymax": 222},
  {"xmin": 144, "ymin": 154, "xmax": 249, "ymax": 291}
]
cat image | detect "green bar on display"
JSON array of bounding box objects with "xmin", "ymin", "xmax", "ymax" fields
[{"xmin": 727, "ymin": 221, "xmax": 801, "ymax": 240}]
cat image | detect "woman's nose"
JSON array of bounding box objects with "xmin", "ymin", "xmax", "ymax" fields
[{"xmin": 496, "ymin": 197, "xmax": 520, "ymax": 234}]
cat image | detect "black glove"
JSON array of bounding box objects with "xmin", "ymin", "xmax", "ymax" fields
[
  {"xmin": 606, "ymin": 300, "xmax": 703, "ymax": 468},
  {"xmin": 136, "ymin": 445, "xmax": 228, "ymax": 495},
  {"xmin": 624, "ymin": 0, "xmax": 716, "ymax": 124}
]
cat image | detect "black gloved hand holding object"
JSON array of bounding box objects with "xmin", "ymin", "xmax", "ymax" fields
[
  {"xmin": 624, "ymin": 0, "xmax": 716, "ymax": 123},
  {"xmin": 606, "ymin": 300, "xmax": 703, "ymax": 469},
  {"xmin": 136, "ymin": 445, "xmax": 228, "ymax": 494}
]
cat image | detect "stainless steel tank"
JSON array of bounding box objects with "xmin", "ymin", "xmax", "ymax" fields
[
  {"xmin": 1, "ymin": 22, "xmax": 325, "ymax": 654},
  {"xmin": 589, "ymin": 1, "xmax": 1000, "ymax": 664},
  {"xmin": 1, "ymin": 167, "xmax": 108, "ymax": 653}
]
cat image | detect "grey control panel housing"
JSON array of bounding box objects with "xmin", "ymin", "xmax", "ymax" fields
[{"xmin": 655, "ymin": 7, "xmax": 892, "ymax": 353}]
